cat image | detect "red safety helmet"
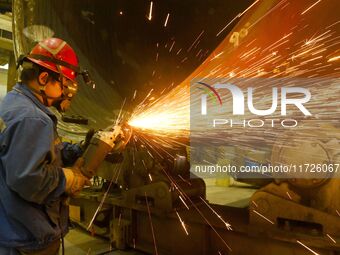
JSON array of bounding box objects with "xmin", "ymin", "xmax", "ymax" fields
[{"xmin": 26, "ymin": 38, "xmax": 79, "ymax": 81}]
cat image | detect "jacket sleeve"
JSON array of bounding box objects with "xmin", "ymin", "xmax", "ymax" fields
[
  {"xmin": 61, "ymin": 142, "xmax": 83, "ymax": 167},
  {"xmin": 2, "ymin": 117, "xmax": 66, "ymax": 204}
]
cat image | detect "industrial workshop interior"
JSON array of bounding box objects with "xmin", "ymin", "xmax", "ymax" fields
[{"xmin": 0, "ymin": 0, "xmax": 339, "ymax": 254}]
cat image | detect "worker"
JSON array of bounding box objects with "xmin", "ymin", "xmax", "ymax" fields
[{"xmin": 0, "ymin": 38, "xmax": 90, "ymax": 254}]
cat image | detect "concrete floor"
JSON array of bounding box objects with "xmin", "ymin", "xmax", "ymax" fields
[
  {"xmin": 63, "ymin": 228, "xmax": 145, "ymax": 255},
  {"xmin": 63, "ymin": 179, "xmax": 256, "ymax": 254}
]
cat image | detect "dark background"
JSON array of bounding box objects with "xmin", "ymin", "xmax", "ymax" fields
[{"xmin": 50, "ymin": 0, "xmax": 253, "ymax": 103}]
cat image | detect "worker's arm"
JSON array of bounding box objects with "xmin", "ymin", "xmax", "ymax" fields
[
  {"xmin": 2, "ymin": 117, "xmax": 66, "ymax": 204},
  {"xmin": 61, "ymin": 142, "xmax": 82, "ymax": 166}
]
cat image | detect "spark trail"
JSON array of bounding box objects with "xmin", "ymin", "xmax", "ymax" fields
[{"xmin": 128, "ymin": 0, "xmax": 339, "ymax": 158}]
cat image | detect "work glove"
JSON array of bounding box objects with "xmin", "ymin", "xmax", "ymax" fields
[{"xmin": 62, "ymin": 157, "xmax": 91, "ymax": 196}]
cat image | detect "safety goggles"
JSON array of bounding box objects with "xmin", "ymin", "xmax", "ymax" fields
[
  {"xmin": 58, "ymin": 69, "xmax": 96, "ymax": 100},
  {"xmin": 59, "ymin": 76, "xmax": 78, "ymax": 100}
]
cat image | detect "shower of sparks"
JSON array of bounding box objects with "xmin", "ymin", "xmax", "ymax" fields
[
  {"xmin": 115, "ymin": 98, "xmax": 126, "ymax": 125},
  {"xmin": 253, "ymin": 210, "xmax": 275, "ymax": 225},
  {"xmin": 179, "ymin": 195, "xmax": 190, "ymax": 210},
  {"xmin": 118, "ymin": 212, "xmax": 122, "ymax": 226},
  {"xmin": 326, "ymin": 234, "xmax": 336, "ymax": 244},
  {"xmin": 286, "ymin": 191, "xmax": 292, "ymax": 200},
  {"xmin": 178, "ymin": 174, "xmax": 192, "ymax": 186},
  {"xmin": 216, "ymin": 0, "xmax": 259, "ymax": 37},
  {"xmin": 296, "ymin": 240, "xmax": 320, "ymax": 255},
  {"xmin": 164, "ymin": 13, "xmax": 170, "ymax": 27},
  {"xmin": 169, "ymin": 40, "xmax": 175, "ymax": 52},
  {"xmin": 145, "ymin": 191, "xmax": 159, "ymax": 255},
  {"xmin": 240, "ymin": 0, "xmax": 260, "ymax": 16},
  {"xmin": 181, "ymin": 57, "xmax": 188, "ymax": 63},
  {"xmin": 216, "ymin": 14, "xmax": 240, "ymax": 37},
  {"xmin": 161, "ymin": 168, "xmax": 232, "ymax": 251},
  {"xmin": 187, "ymin": 30, "xmax": 205, "ymax": 52},
  {"xmin": 147, "ymin": 1, "xmax": 153, "ymax": 21},
  {"xmin": 175, "ymin": 209, "xmax": 189, "ymax": 235},
  {"xmin": 126, "ymin": 4, "xmax": 339, "ymax": 253},
  {"xmin": 129, "ymin": 91, "xmax": 189, "ymax": 133},
  {"xmin": 328, "ymin": 55, "xmax": 340, "ymax": 62},
  {"xmin": 200, "ymin": 197, "xmax": 232, "ymax": 230},
  {"xmin": 128, "ymin": 0, "xmax": 340, "ymax": 164},
  {"xmin": 211, "ymin": 51, "xmax": 224, "ymax": 60},
  {"xmin": 252, "ymin": 201, "xmax": 258, "ymax": 208},
  {"xmin": 336, "ymin": 210, "xmax": 340, "ymax": 217},
  {"xmin": 301, "ymin": 0, "xmax": 322, "ymax": 15},
  {"xmin": 87, "ymin": 164, "xmax": 122, "ymax": 231}
]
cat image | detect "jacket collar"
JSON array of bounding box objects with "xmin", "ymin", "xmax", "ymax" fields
[{"xmin": 13, "ymin": 83, "xmax": 58, "ymax": 124}]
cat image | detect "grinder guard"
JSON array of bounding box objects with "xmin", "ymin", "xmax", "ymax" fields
[{"xmin": 81, "ymin": 126, "xmax": 127, "ymax": 178}]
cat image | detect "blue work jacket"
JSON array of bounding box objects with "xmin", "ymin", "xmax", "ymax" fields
[{"xmin": 0, "ymin": 83, "xmax": 82, "ymax": 250}]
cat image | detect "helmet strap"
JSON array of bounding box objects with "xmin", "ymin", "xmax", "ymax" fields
[
  {"xmin": 40, "ymin": 90, "xmax": 49, "ymax": 106},
  {"xmin": 36, "ymin": 76, "xmax": 49, "ymax": 105},
  {"xmin": 32, "ymin": 75, "xmax": 63, "ymax": 105}
]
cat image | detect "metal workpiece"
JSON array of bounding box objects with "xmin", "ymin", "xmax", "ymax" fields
[
  {"xmin": 72, "ymin": 188, "xmax": 340, "ymax": 255},
  {"xmin": 249, "ymin": 188, "xmax": 340, "ymax": 237},
  {"xmin": 127, "ymin": 204, "xmax": 339, "ymax": 255},
  {"xmin": 72, "ymin": 121, "xmax": 340, "ymax": 255},
  {"xmin": 122, "ymin": 178, "xmax": 206, "ymax": 213}
]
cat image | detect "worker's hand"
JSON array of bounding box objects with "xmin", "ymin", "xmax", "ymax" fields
[{"xmin": 62, "ymin": 157, "xmax": 91, "ymax": 196}]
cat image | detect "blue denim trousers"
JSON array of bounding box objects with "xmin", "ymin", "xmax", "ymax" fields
[
  {"xmin": 0, "ymin": 239, "xmax": 60, "ymax": 255},
  {"xmin": 0, "ymin": 247, "xmax": 20, "ymax": 255}
]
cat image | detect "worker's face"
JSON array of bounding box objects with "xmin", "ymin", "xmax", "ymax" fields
[{"xmin": 38, "ymin": 72, "xmax": 76, "ymax": 112}]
